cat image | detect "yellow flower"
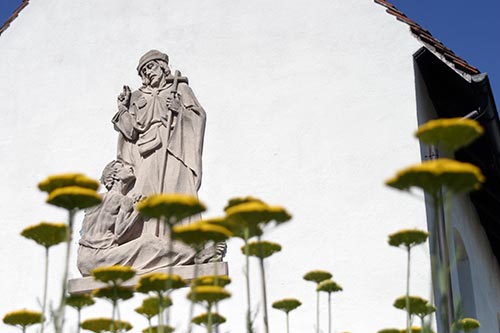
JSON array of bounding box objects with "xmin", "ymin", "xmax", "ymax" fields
[
  {"xmin": 399, "ymin": 327, "xmax": 423, "ymax": 333},
  {"xmin": 20, "ymin": 222, "xmax": 68, "ymax": 248},
  {"xmin": 316, "ymin": 279, "xmax": 343, "ymax": 293},
  {"xmin": 415, "ymin": 118, "xmax": 483, "ymax": 152},
  {"xmin": 187, "ymin": 286, "xmax": 231, "ymax": 304},
  {"xmin": 388, "ymin": 229, "xmax": 429, "ymax": 248},
  {"xmin": 3, "ymin": 309, "xmax": 43, "ymax": 329},
  {"xmin": 303, "ymin": 270, "xmax": 332, "ymax": 284},
  {"xmin": 135, "ymin": 296, "xmax": 171, "ymax": 319},
  {"xmin": 271, "ymin": 298, "xmax": 302, "ymax": 313},
  {"xmin": 172, "ymin": 221, "xmax": 232, "ymax": 246},
  {"xmin": 91, "ymin": 265, "xmax": 136, "ymax": 284},
  {"xmin": 226, "ymin": 201, "xmax": 292, "ymax": 228},
  {"xmin": 241, "ymin": 240, "xmax": 282, "ymax": 259},
  {"xmin": 224, "ymin": 196, "xmax": 265, "ymax": 212},
  {"xmin": 135, "ymin": 273, "xmax": 186, "ymax": 293},
  {"xmin": 137, "ymin": 194, "xmax": 206, "ymax": 223},
  {"xmin": 47, "ymin": 186, "xmax": 102, "ymax": 210},
  {"xmin": 377, "ymin": 329, "xmax": 400, "ymax": 333},
  {"xmin": 385, "ymin": 159, "xmax": 484, "ymax": 195},
  {"xmin": 192, "ymin": 275, "xmax": 231, "ymax": 288},
  {"xmin": 453, "ymin": 318, "xmax": 480, "ymax": 332},
  {"xmin": 204, "ymin": 216, "xmax": 263, "ymax": 240},
  {"xmin": 140, "ymin": 325, "xmax": 174, "ymax": 333},
  {"xmin": 38, "ymin": 173, "xmax": 99, "ymax": 194},
  {"xmin": 81, "ymin": 318, "xmax": 132, "ymax": 332},
  {"xmin": 66, "ymin": 294, "xmax": 95, "ymax": 310},
  {"xmin": 393, "ymin": 296, "xmax": 434, "ymax": 317},
  {"xmin": 92, "ymin": 286, "xmax": 134, "ymax": 302},
  {"xmin": 191, "ymin": 312, "xmax": 226, "ymax": 326}
]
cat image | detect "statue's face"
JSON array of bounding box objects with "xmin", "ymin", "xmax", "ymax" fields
[
  {"xmin": 141, "ymin": 60, "xmax": 166, "ymax": 87},
  {"xmin": 117, "ymin": 164, "xmax": 135, "ymax": 182}
]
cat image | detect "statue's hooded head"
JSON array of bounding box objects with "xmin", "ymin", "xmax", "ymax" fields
[{"xmin": 137, "ymin": 50, "xmax": 171, "ymax": 86}]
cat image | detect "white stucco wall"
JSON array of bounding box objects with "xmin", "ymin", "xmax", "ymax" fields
[{"xmin": 0, "ymin": 0, "xmax": 448, "ymax": 332}]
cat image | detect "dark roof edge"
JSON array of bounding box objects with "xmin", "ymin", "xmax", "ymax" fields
[
  {"xmin": 374, "ymin": 0, "xmax": 480, "ymax": 76},
  {"xmin": 0, "ymin": 0, "xmax": 30, "ymax": 37},
  {"xmin": 471, "ymin": 73, "xmax": 500, "ymax": 164}
]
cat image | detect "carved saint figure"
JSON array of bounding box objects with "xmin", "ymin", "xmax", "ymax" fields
[
  {"xmin": 112, "ymin": 50, "xmax": 206, "ymax": 198},
  {"xmin": 77, "ymin": 160, "xmax": 196, "ymax": 276}
]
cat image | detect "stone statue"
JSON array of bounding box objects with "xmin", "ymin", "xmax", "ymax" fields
[
  {"xmin": 112, "ymin": 50, "xmax": 206, "ymax": 198},
  {"xmin": 76, "ymin": 51, "xmax": 224, "ymax": 276},
  {"xmin": 78, "ymin": 50, "xmax": 226, "ymax": 276},
  {"xmin": 77, "ymin": 160, "xmax": 197, "ymax": 276}
]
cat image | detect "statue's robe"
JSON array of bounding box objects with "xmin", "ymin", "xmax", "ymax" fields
[
  {"xmin": 112, "ymin": 81, "xmax": 206, "ymax": 197},
  {"xmin": 77, "ymin": 190, "xmax": 196, "ymax": 276}
]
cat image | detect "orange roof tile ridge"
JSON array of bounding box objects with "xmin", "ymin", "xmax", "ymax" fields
[
  {"xmin": 0, "ymin": 0, "xmax": 30, "ymax": 37},
  {"xmin": 374, "ymin": 0, "xmax": 479, "ymax": 75}
]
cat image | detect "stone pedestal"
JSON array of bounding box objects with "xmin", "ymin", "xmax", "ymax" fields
[{"xmin": 68, "ymin": 262, "xmax": 228, "ymax": 294}]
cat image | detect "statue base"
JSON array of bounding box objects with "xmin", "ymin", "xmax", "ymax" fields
[{"xmin": 68, "ymin": 261, "xmax": 229, "ymax": 294}]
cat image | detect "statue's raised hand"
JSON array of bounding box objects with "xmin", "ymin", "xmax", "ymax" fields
[{"xmin": 117, "ymin": 85, "xmax": 131, "ymax": 111}]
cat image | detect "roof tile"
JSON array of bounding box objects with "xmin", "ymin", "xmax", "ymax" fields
[
  {"xmin": 375, "ymin": 0, "xmax": 480, "ymax": 75},
  {"xmin": 0, "ymin": 0, "xmax": 30, "ymax": 36}
]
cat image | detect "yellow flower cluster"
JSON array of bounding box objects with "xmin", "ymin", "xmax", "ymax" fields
[
  {"xmin": 316, "ymin": 279, "xmax": 343, "ymax": 294},
  {"xmin": 192, "ymin": 275, "xmax": 231, "ymax": 288},
  {"xmin": 2, "ymin": 309, "xmax": 43, "ymax": 328},
  {"xmin": 271, "ymin": 298, "xmax": 302, "ymax": 313},
  {"xmin": 66, "ymin": 294, "xmax": 95, "ymax": 310},
  {"xmin": 386, "ymin": 158, "xmax": 484, "ymax": 195},
  {"xmin": 135, "ymin": 296, "xmax": 170, "ymax": 319},
  {"xmin": 226, "ymin": 201, "xmax": 291, "ymax": 226},
  {"xmin": 137, "ymin": 194, "xmax": 206, "ymax": 223},
  {"xmin": 80, "ymin": 317, "xmax": 132, "ymax": 332},
  {"xmin": 135, "ymin": 273, "xmax": 186, "ymax": 293},
  {"xmin": 187, "ymin": 285, "xmax": 231, "ymax": 304},
  {"xmin": 388, "ymin": 229, "xmax": 429, "ymax": 249},
  {"xmin": 172, "ymin": 221, "xmax": 232, "ymax": 246},
  {"xmin": 38, "ymin": 173, "xmax": 99, "ymax": 193},
  {"xmin": 223, "ymin": 196, "xmax": 265, "ymax": 212},
  {"xmin": 415, "ymin": 118, "xmax": 483, "ymax": 153},
  {"xmin": 92, "ymin": 286, "xmax": 134, "ymax": 302},
  {"xmin": 453, "ymin": 318, "xmax": 480, "ymax": 332},
  {"xmin": 91, "ymin": 265, "xmax": 136, "ymax": 284},
  {"xmin": 39, "ymin": 173, "xmax": 101, "ymax": 210},
  {"xmin": 377, "ymin": 329, "xmax": 400, "ymax": 333},
  {"xmin": 393, "ymin": 295, "xmax": 435, "ymax": 317},
  {"xmin": 20, "ymin": 222, "xmax": 68, "ymax": 248},
  {"xmin": 140, "ymin": 325, "xmax": 174, "ymax": 333},
  {"xmin": 303, "ymin": 270, "xmax": 332, "ymax": 284},
  {"xmin": 241, "ymin": 240, "xmax": 282, "ymax": 259},
  {"xmin": 191, "ymin": 312, "xmax": 226, "ymax": 326}
]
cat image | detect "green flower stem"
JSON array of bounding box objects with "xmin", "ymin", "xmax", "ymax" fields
[
  {"xmin": 327, "ymin": 293, "xmax": 331, "ymax": 333},
  {"xmin": 257, "ymin": 236, "xmax": 270, "ymax": 333},
  {"xmin": 244, "ymin": 227, "xmax": 252, "ymax": 333},
  {"xmin": 41, "ymin": 247, "xmax": 49, "ymax": 333},
  {"xmin": 406, "ymin": 245, "xmax": 411, "ymax": 333},
  {"xmin": 438, "ymin": 190, "xmax": 454, "ymax": 333},
  {"xmin": 76, "ymin": 309, "xmax": 81, "ymax": 333},
  {"xmin": 207, "ymin": 303, "xmax": 213, "ymax": 333},
  {"xmin": 316, "ymin": 290, "xmax": 320, "ymax": 333},
  {"xmin": 165, "ymin": 216, "xmax": 174, "ymax": 330},
  {"xmin": 157, "ymin": 292, "xmax": 165, "ymax": 333},
  {"xmin": 213, "ymin": 257, "xmax": 220, "ymax": 333},
  {"xmin": 54, "ymin": 209, "xmax": 75, "ymax": 333},
  {"xmin": 148, "ymin": 318, "xmax": 153, "ymax": 333},
  {"xmin": 187, "ymin": 246, "xmax": 202, "ymax": 333}
]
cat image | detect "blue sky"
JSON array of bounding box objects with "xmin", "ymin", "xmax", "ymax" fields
[{"xmin": 1, "ymin": 0, "xmax": 499, "ymax": 104}]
